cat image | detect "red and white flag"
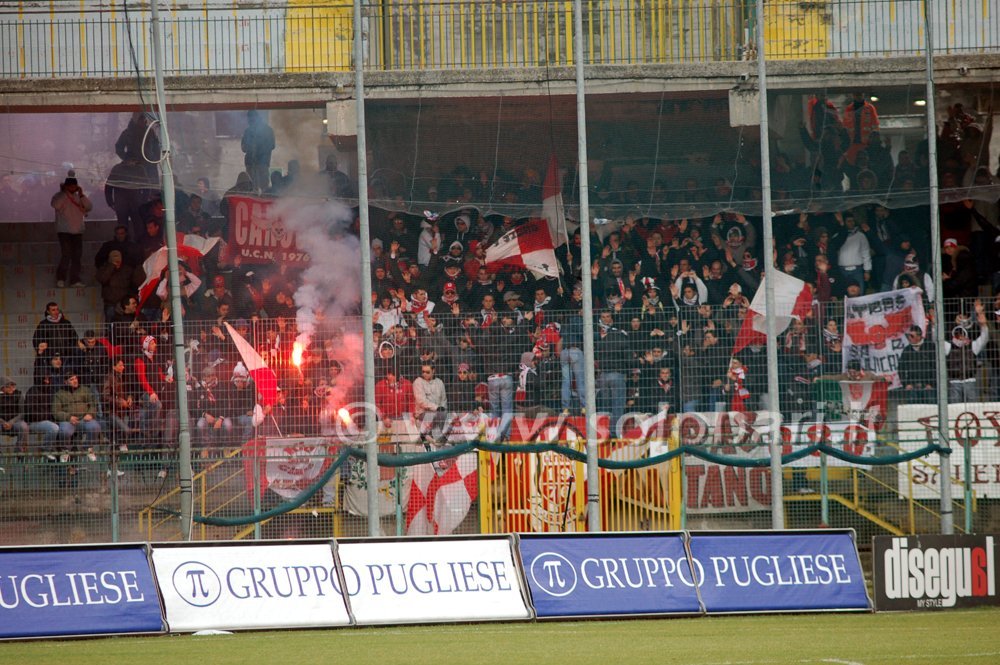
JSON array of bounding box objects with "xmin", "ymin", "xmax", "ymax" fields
[
  {"xmin": 225, "ymin": 322, "xmax": 278, "ymax": 407},
  {"xmin": 485, "ymin": 218, "xmax": 559, "ymax": 279},
  {"xmin": 838, "ymin": 380, "xmax": 889, "ymax": 431},
  {"xmin": 136, "ymin": 234, "xmax": 221, "ymax": 308},
  {"xmin": 732, "ymin": 272, "xmax": 812, "ymax": 354},
  {"xmin": 406, "ymin": 453, "xmax": 479, "ymax": 535},
  {"xmin": 542, "ymin": 154, "xmax": 570, "ymax": 248},
  {"xmin": 842, "ymin": 287, "xmax": 925, "ymax": 388}
]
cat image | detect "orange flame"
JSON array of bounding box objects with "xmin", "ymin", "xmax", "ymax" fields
[
  {"xmin": 337, "ymin": 407, "xmax": 352, "ymax": 426},
  {"xmin": 291, "ymin": 341, "xmax": 304, "ymax": 368}
]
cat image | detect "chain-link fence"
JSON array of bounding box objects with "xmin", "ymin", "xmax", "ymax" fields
[{"xmin": 2, "ymin": 279, "xmax": 998, "ymax": 544}]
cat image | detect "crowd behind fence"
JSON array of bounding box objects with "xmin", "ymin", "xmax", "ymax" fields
[{"xmin": 1, "ymin": 289, "xmax": 998, "ymax": 544}]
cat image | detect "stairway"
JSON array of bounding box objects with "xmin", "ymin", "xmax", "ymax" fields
[{"xmin": 0, "ymin": 220, "xmax": 114, "ymax": 383}]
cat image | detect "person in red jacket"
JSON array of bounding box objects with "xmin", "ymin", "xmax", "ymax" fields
[{"xmin": 375, "ymin": 368, "xmax": 414, "ymax": 428}]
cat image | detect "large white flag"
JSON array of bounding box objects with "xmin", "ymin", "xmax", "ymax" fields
[{"xmin": 732, "ymin": 272, "xmax": 812, "ymax": 354}]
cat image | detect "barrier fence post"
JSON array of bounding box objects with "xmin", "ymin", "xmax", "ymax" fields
[
  {"xmin": 150, "ymin": 0, "xmax": 194, "ymax": 540},
  {"xmin": 922, "ymin": 0, "xmax": 952, "ymax": 535},
  {"xmin": 668, "ymin": 425, "xmax": 683, "ymax": 531},
  {"xmin": 573, "ymin": 0, "xmax": 602, "ymax": 532},
  {"xmin": 354, "ymin": 0, "xmax": 381, "ymax": 537},
  {"xmin": 753, "ymin": 0, "xmax": 784, "ymax": 530}
]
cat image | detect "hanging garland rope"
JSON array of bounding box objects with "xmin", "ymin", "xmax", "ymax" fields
[{"xmin": 152, "ymin": 439, "xmax": 952, "ymax": 528}]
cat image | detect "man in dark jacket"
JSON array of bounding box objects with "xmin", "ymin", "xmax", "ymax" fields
[
  {"xmin": 96, "ymin": 249, "xmax": 141, "ymax": 322},
  {"xmin": 0, "ymin": 376, "xmax": 29, "ymax": 452},
  {"xmin": 595, "ymin": 310, "xmax": 629, "ymax": 435},
  {"xmin": 895, "ymin": 326, "xmax": 936, "ymax": 404},
  {"xmin": 33, "ymin": 302, "xmax": 79, "ymax": 359}
]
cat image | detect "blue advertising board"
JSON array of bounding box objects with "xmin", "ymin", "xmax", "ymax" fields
[
  {"xmin": 0, "ymin": 546, "xmax": 164, "ymax": 639},
  {"xmin": 688, "ymin": 532, "xmax": 870, "ymax": 613},
  {"xmin": 518, "ymin": 533, "xmax": 702, "ymax": 618}
]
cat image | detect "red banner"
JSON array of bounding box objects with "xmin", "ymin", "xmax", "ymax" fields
[{"xmin": 227, "ymin": 195, "xmax": 312, "ymax": 266}]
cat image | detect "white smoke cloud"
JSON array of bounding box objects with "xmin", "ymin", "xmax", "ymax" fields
[{"xmin": 266, "ymin": 184, "xmax": 364, "ymax": 414}]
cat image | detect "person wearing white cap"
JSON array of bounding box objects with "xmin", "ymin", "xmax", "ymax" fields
[{"xmin": 221, "ymin": 362, "xmax": 257, "ymax": 445}]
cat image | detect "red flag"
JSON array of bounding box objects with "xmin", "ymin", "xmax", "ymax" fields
[
  {"xmin": 136, "ymin": 234, "xmax": 220, "ymax": 308},
  {"xmin": 732, "ymin": 272, "xmax": 812, "ymax": 355},
  {"xmin": 225, "ymin": 322, "xmax": 278, "ymax": 407},
  {"xmin": 542, "ymin": 154, "xmax": 568, "ymax": 248},
  {"xmin": 485, "ymin": 218, "xmax": 559, "ymax": 279}
]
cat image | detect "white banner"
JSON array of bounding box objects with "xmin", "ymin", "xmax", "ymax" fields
[
  {"xmin": 151, "ymin": 544, "xmax": 350, "ymax": 632},
  {"xmin": 337, "ymin": 538, "xmax": 531, "ymax": 624},
  {"xmin": 265, "ymin": 437, "xmax": 331, "ymax": 500},
  {"xmin": 897, "ymin": 403, "xmax": 1000, "ymax": 499},
  {"xmin": 843, "ymin": 288, "xmax": 926, "ymax": 388}
]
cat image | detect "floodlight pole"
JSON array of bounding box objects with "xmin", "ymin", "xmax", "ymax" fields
[
  {"xmin": 922, "ymin": 0, "xmax": 953, "ymax": 534},
  {"xmin": 754, "ymin": 0, "xmax": 784, "ymax": 529},
  {"xmin": 573, "ymin": 0, "xmax": 601, "ymax": 532},
  {"xmin": 150, "ymin": 1, "xmax": 194, "ymax": 539},
  {"xmin": 353, "ymin": 0, "xmax": 381, "ymax": 536}
]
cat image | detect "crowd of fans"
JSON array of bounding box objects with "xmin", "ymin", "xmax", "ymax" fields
[{"xmin": 3, "ymin": 96, "xmax": 1000, "ymax": 467}]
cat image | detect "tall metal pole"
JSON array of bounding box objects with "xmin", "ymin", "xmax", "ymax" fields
[
  {"xmin": 150, "ymin": 1, "xmax": 194, "ymax": 539},
  {"xmin": 353, "ymin": 0, "xmax": 380, "ymax": 536},
  {"xmin": 754, "ymin": 0, "xmax": 784, "ymax": 529},
  {"xmin": 573, "ymin": 0, "xmax": 601, "ymax": 532},
  {"xmin": 922, "ymin": 1, "xmax": 953, "ymax": 534}
]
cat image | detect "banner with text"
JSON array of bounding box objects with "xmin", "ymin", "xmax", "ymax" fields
[
  {"xmin": 896, "ymin": 403, "xmax": 1000, "ymax": 499},
  {"xmin": 652, "ymin": 412, "xmax": 875, "ymax": 514},
  {"xmin": 151, "ymin": 543, "xmax": 350, "ymax": 632},
  {"xmin": 688, "ymin": 531, "xmax": 870, "ymax": 612},
  {"xmin": 873, "ymin": 535, "xmax": 999, "ymax": 611},
  {"xmin": 843, "ymin": 288, "xmax": 926, "ymax": 388},
  {"xmin": 519, "ymin": 533, "xmax": 702, "ymax": 618},
  {"xmin": 0, "ymin": 545, "xmax": 163, "ymax": 639},
  {"xmin": 337, "ymin": 537, "xmax": 531, "ymax": 624},
  {"xmin": 226, "ymin": 195, "xmax": 311, "ymax": 266}
]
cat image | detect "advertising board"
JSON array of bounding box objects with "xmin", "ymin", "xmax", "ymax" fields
[
  {"xmin": 337, "ymin": 537, "xmax": 531, "ymax": 624},
  {"xmin": 151, "ymin": 542, "xmax": 350, "ymax": 632},
  {"xmin": 518, "ymin": 533, "xmax": 702, "ymax": 618},
  {"xmin": 0, "ymin": 545, "xmax": 163, "ymax": 639},
  {"xmin": 873, "ymin": 535, "xmax": 999, "ymax": 610},
  {"xmin": 688, "ymin": 531, "xmax": 870, "ymax": 612}
]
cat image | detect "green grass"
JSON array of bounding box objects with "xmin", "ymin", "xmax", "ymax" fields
[{"xmin": 6, "ymin": 609, "xmax": 1000, "ymax": 665}]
